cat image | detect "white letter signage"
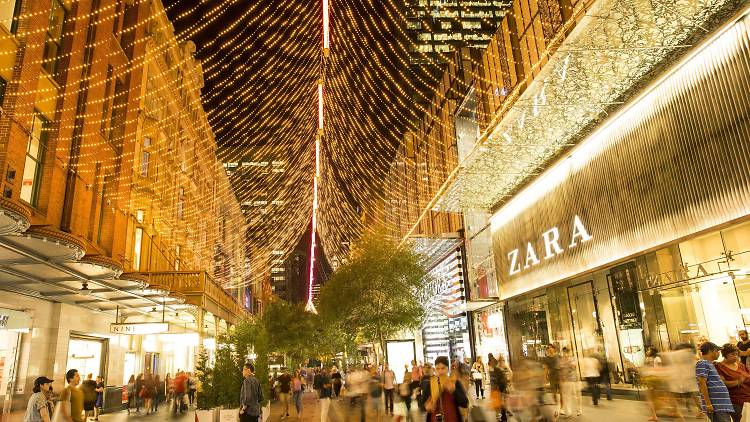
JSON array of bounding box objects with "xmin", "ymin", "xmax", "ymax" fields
[{"xmin": 506, "ymin": 215, "xmax": 593, "ymax": 277}]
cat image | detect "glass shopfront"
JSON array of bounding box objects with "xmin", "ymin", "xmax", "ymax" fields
[
  {"xmin": 472, "ymin": 304, "xmax": 509, "ymax": 363},
  {"xmin": 506, "ymin": 219, "xmax": 750, "ymax": 387}
]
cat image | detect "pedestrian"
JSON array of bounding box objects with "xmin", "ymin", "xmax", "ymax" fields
[
  {"xmin": 23, "ymin": 376, "xmax": 54, "ymax": 422},
  {"xmin": 487, "ymin": 353, "xmax": 498, "ymax": 369},
  {"xmin": 134, "ymin": 374, "xmax": 143, "ymax": 412},
  {"xmin": 696, "ymin": 342, "xmax": 734, "ymax": 422},
  {"xmin": 715, "ymin": 343, "xmax": 750, "ymax": 422},
  {"xmin": 422, "ymin": 356, "xmax": 469, "ymax": 422},
  {"xmin": 410, "ymin": 360, "xmax": 423, "ymax": 392},
  {"xmin": 60, "ymin": 369, "xmax": 84, "ymax": 422},
  {"xmin": 188, "ymin": 372, "xmax": 198, "ymax": 407},
  {"xmin": 641, "ymin": 346, "xmax": 662, "ymax": 422},
  {"xmin": 581, "ymin": 353, "xmax": 601, "ymax": 406},
  {"xmin": 93, "ymin": 376, "xmax": 104, "ymax": 421},
  {"xmin": 383, "ymin": 364, "xmax": 396, "ymax": 415},
  {"xmin": 487, "ymin": 359, "xmax": 508, "ymax": 422},
  {"xmin": 292, "ymin": 370, "xmax": 304, "ymax": 419},
  {"xmin": 331, "ymin": 367, "xmax": 343, "ymax": 399},
  {"xmin": 397, "ymin": 376, "xmax": 412, "ymax": 422},
  {"xmin": 278, "ymin": 367, "xmax": 292, "ymax": 419},
  {"xmin": 143, "ymin": 374, "xmax": 155, "ymax": 415},
  {"xmin": 542, "ymin": 345, "xmax": 562, "ymax": 406},
  {"xmin": 560, "ymin": 347, "xmax": 581, "ymax": 417},
  {"xmin": 125, "ymin": 375, "xmax": 135, "ymax": 414},
  {"xmin": 172, "ymin": 371, "xmax": 188, "ymax": 414},
  {"xmin": 368, "ymin": 365, "xmax": 383, "ymax": 420},
  {"xmin": 240, "ymin": 363, "xmax": 264, "ymax": 422},
  {"xmin": 471, "ymin": 357, "xmax": 485, "ymax": 399},
  {"xmin": 738, "ymin": 331, "xmax": 750, "ymax": 366},
  {"xmin": 319, "ymin": 369, "xmax": 335, "ymax": 422},
  {"xmin": 668, "ymin": 343, "xmax": 704, "ymax": 418},
  {"xmin": 80, "ymin": 374, "xmax": 96, "ymax": 421},
  {"xmin": 153, "ymin": 375, "xmax": 163, "ymax": 412}
]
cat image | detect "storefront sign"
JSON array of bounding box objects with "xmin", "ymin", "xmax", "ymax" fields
[
  {"xmin": 0, "ymin": 307, "xmax": 31, "ymax": 331},
  {"xmin": 110, "ymin": 323, "xmax": 169, "ymax": 335},
  {"xmin": 506, "ymin": 215, "xmax": 592, "ymax": 276}
]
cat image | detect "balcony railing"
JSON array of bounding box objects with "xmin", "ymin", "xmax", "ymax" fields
[{"xmin": 140, "ymin": 271, "xmax": 246, "ymax": 323}]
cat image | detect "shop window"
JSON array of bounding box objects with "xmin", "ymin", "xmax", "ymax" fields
[
  {"xmin": 722, "ymin": 222, "xmax": 750, "ymax": 325},
  {"xmin": 66, "ymin": 337, "xmax": 105, "ymax": 380},
  {"xmin": 20, "ymin": 112, "xmax": 49, "ymax": 206},
  {"xmin": 43, "ymin": 0, "xmax": 66, "ymax": 75},
  {"xmin": 0, "ymin": 0, "xmax": 22, "ymax": 34}
]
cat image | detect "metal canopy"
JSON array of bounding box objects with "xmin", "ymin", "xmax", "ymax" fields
[{"xmin": 434, "ymin": 0, "xmax": 745, "ymax": 212}]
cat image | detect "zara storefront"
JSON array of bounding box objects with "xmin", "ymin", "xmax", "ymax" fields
[{"xmin": 492, "ymin": 8, "xmax": 750, "ymax": 386}]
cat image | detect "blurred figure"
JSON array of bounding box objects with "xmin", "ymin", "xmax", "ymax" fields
[
  {"xmin": 368, "ymin": 365, "xmax": 383, "ymax": 421},
  {"xmin": 422, "ymin": 356, "xmax": 468, "ymax": 422},
  {"xmin": 80, "ymin": 374, "xmax": 97, "ymax": 421},
  {"xmin": 665, "ymin": 343, "xmax": 704, "ymax": 419},
  {"xmin": 581, "ymin": 353, "xmax": 601, "ymax": 406},
  {"xmin": 346, "ymin": 366, "xmax": 369, "ymax": 422},
  {"xmin": 471, "ymin": 357, "xmax": 485, "ymax": 399},
  {"xmin": 143, "ymin": 374, "xmax": 154, "ymax": 415},
  {"xmin": 319, "ymin": 368, "xmax": 335, "ymax": 422},
  {"xmin": 134, "ymin": 374, "xmax": 144, "ymax": 412},
  {"xmin": 188, "ymin": 372, "xmax": 198, "ymax": 407},
  {"xmin": 696, "ymin": 342, "xmax": 733, "ymax": 422},
  {"xmin": 542, "ymin": 345, "xmax": 561, "ymax": 406},
  {"xmin": 153, "ymin": 374, "xmax": 163, "ymax": 412},
  {"xmin": 488, "ymin": 357, "xmax": 509, "ymax": 422},
  {"xmin": 172, "ymin": 370, "xmax": 188, "ymax": 415},
  {"xmin": 559, "ymin": 347, "xmax": 580, "ymax": 417},
  {"xmin": 126, "ymin": 375, "xmax": 135, "ymax": 414},
  {"xmin": 641, "ymin": 346, "xmax": 663, "ymax": 421},
  {"xmin": 331, "ymin": 367, "xmax": 343, "ymax": 398},
  {"xmin": 715, "ymin": 343, "xmax": 750, "ymax": 422}
]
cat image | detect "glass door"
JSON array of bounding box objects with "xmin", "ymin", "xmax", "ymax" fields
[{"xmin": 567, "ymin": 281, "xmax": 605, "ymax": 377}]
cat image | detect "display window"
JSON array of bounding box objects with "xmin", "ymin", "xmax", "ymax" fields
[{"xmin": 67, "ymin": 337, "xmax": 106, "ymax": 379}]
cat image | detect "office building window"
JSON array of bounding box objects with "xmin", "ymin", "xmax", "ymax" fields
[
  {"xmin": 20, "ymin": 112, "xmax": 49, "ymax": 206},
  {"xmin": 43, "ymin": 0, "xmax": 66, "ymax": 75},
  {"xmin": 133, "ymin": 227, "xmax": 143, "ymax": 270},
  {"xmin": 140, "ymin": 137, "xmax": 151, "ymax": 177}
]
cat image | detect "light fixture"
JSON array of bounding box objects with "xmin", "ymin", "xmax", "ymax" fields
[{"xmin": 80, "ymin": 282, "xmax": 92, "ymax": 296}]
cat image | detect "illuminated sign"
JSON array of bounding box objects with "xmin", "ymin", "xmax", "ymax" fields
[
  {"xmin": 110, "ymin": 323, "xmax": 169, "ymax": 335},
  {"xmin": 507, "ymin": 215, "xmax": 592, "ymax": 276}
]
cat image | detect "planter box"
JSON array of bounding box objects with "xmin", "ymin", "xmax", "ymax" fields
[
  {"xmin": 219, "ymin": 409, "xmax": 240, "ymax": 422},
  {"xmin": 196, "ymin": 409, "xmax": 217, "ymax": 422},
  {"xmin": 262, "ymin": 404, "xmax": 270, "ymax": 422}
]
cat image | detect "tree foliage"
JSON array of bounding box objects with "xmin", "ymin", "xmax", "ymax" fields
[{"xmin": 319, "ymin": 233, "xmax": 428, "ymax": 360}]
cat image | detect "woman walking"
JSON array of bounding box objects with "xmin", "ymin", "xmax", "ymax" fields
[
  {"xmin": 422, "ymin": 356, "xmax": 469, "ymax": 422},
  {"xmin": 143, "ymin": 374, "xmax": 155, "ymax": 415},
  {"xmin": 292, "ymin": 370, "xmax": 304, "ymax": 419},
  {"xmin": 715, "ymin": 343, "xmax": 750, "ymax": 422},
  {"xmin": 126, "ymin": 375, "xmax": 136, "ymax": 414},
  {"xmin": 23, "ymin": 377, "xmax": 54, "ymax": 422},
  {"xmin": 471, "ymin": 357, "xmax": 485, "ymax": 399}
]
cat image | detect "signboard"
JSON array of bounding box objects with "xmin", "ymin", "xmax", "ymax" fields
[
  {"xmin": 609, "ymin": 263, "xmax": 642, "ymax": 330},
  {"xmin": 110, "ymin": 323, "xmax": 169, "ymax": 335},
  {"xmin": 0, "ymin": 307, "xmax": 31, "ymax": 331}
]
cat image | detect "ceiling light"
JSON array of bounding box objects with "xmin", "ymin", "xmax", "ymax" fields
[{"xmin": 80, "ymin": 282, "xmax": 92, "ymax": 296}]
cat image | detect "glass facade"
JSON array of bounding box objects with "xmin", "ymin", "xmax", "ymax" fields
[{"xmin": 506, "ymin": 220, "xmax": 750, "ymax": 388}]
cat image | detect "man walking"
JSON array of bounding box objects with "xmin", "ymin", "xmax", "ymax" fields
[
  {"xmin": 319, "ymin": 369, "xmax": 335, "ymax": 422},
  {"xmin": 60, "ymin": 369, "xmax": 84, "ymax": 422},
  {"xmin": 240, "ymin": 363, "xmax": 264, "ymax": 422},
  {"xmin": 277, "ymin": 368, "xmax": 292, "ymax": 419},
  {"xmin": 696, "ymin": 342, "xmax": 734, "ymax": 422}
]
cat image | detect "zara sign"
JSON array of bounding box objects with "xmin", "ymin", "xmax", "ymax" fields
[{"xmin": 507, "ymin": 215, "xmax": 593, "ymax": 276}]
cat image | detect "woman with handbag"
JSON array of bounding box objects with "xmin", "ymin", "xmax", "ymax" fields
[
  {"xmin": 23, "ymin": 377, "xmax": 54, "ymax": 422},
  {"xmin": 715, "ymin": 343, "xmax": 750, "ymax": 422},
  {"xmin": 471, "ymin": 357, "xmax": 485, "ymax": 399},
  {"xmin": 423, "ymin": 356, "xmax": 469, "ymax": 422}
]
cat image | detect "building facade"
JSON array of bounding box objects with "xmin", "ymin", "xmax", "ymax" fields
[{"xmin": 0, "ymin": 0, "xmax": 246, "ymax": 417}]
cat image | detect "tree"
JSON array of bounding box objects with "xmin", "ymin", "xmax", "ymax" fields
[
  {"xmin": 261, "ymin": 299, "xmax": 317, "ymax": 367},
  {"xmin": 319, "ymin": 233, "xmax": 428, "ymax": 363}
]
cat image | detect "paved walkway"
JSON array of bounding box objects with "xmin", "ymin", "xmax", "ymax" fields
[{"xmin": 77, "ymin": 391, "xmax": 703, "ymax": 422}]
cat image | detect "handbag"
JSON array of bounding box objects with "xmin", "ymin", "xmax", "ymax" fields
[{"xmin": 51, "ymin": 389, "xmax": 71, "ymax": 422}]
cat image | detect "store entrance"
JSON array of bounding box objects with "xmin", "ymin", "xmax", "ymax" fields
[
  {"xmin": 0, "ymin": 330, "xmax": 21, "ymax": 419},
  {"xmin": 67, "ymin": 337, "xmax": 106, "ymax": 380},
  {"xmin": 567, "ymin": 281, "xmax": 605, "ymax": 377},
  {"xmin": 144, "ymin": 353, "xmax": 161, "ymax": 376}
]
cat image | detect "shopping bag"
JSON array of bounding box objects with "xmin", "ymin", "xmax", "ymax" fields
[{"xmin": 741, "ymin": 403, "xmax": 750, "ymax": 422}]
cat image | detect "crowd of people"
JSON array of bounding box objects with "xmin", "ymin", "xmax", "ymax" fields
[
  {"xmin": 20, "ymin": 368, "xmax": 199, "ymax": 422},
  {"xmin": 640, "ymin": 331, "xmax": 750, "ymax": 422}
]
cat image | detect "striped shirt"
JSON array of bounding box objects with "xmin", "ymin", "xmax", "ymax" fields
[{"xmin": 695, "ymin": 359, "xmax": 734, "ymax": 413}]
